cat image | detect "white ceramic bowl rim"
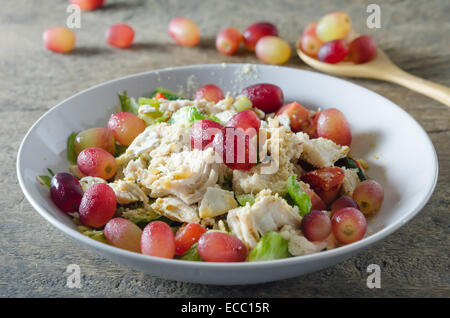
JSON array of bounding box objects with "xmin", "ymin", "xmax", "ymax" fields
[{"xmin": 16, "ymin": 63, "xmax": 438, "ymax": 270}]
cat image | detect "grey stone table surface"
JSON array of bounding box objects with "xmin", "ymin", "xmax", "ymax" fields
[{"xmin": 1, "ymin": 0, "xmax": 449, "ymax": 297}]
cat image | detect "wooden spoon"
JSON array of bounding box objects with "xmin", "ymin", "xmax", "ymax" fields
[{"xmin": 296, "ymin": 38, "xmax": 450, "ymax": 107}]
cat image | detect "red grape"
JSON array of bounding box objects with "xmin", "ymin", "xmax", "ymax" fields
[
  {"xmin": 241, "ymin": 83, "xmax": 284, "ymax": 113},
  {"xmin": 197, "ymin": 232, "xmax": 247, "ymax": 262},
  {"xmin": 141, "ymin": 221, "xmax": 175, "ymax": 258},
  {"xmin": 331, "ymin": 207, "xmax": 366, "ymax": 244},
  {"xmin": 331, "ymin": 196, "xmax": 359, "ymax": 214},
  {"xmin": 301, "ymin": 210, "xmax": 332, "ymax": 241},
  {"xmin": 243, "ymin": 22, "xmax": 278, "ymax": 51},
  {"xmin": 43, "ymin": 27, "xmax": 76, "ymax": 53},
  {"xmin": 106, "ymin": 24, "xmax": 134, "ymax": 48},
  {"xmin": 70, "ymin": 0, "xmax": 105, "ymax": 10},
  {"xmin": 79, "ymin": 183, "xmax": 116, "ymax": 228},
  {"xmin": 50, "ymin": 172, "xmax": 83, "ymax": 213},
  {"xmin": 216, "ymin": 27, "xmax": 242, "ymax": 55},
  {"xmin": 107, "ymin": 112, "xmax": 146, "ymax": 146},
  {"xmin": 174, "ymin": 223, "xmax": 207, "ymax": 255},
  {"xmin": 255, "ymin": 36, "xmax": 291, "ymax": 65},
  {"xmin": 194, "ymin": 84, "xmax": 224, "ymax": 103},
  {"xmin": 300, "ymin": 22, "xmax": 323, "ymax": 57},
  {"xmin": 168, "ymin": 17, "xmax": 200, "ymax": 47},
  {"xmin": 104, "ymin": 218, "xmax": 142, "ymax": 253},
  {"xmin": 226, "ymin": 110, "xmax": 260, "ymax": 138},
  {"xmin": 77, "ymin": 147, "xmax": 117, "ymax": 180},
  {"xmin": 74, "ymin": 127, "xmax": 115, "ymax": 156},
  {"xmin": 348, "ymin": 35, "xmax": 377, "ymax": 64},
  {"xmin": 213, "ymin": 127, "xmax": 257, "ymax": 171},
  {"xmin": 190, "ymin": 120, "xmax": 224, "ymax": 150},
  {"xmin": 318, "ymin": 40, "xmax": 349, "ymax": 64},
  {"xmin": 276, "ymin": 102, "xmax": 309, "ymax": 132},
  {"xmin": 353, "ymin": 180, "xmax": 384, "ymax": 215},
  {"xmin": 316, "ymin": 108, "xmax": 352, "ymax": 146}
]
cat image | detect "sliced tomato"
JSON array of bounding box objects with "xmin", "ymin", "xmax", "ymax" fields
[
  {"xmin": 300, "ymin": 181, "xmax": 326, "ymax": 210},
  {"xmin": 154, "ymin": 92, "xmax": 167, "ymax": 99},
  {"xmin": 302, "ymin": 110, "xmax": 320, "ymax": 138},
  {"xmin": 276, "ymin": 102, "xmax": 309, "ymax": 132},
  {"xmin": 174, "ymin": 223, "xmax": 207, "ymax": 255},
  {"xmin": 301, "ymin": 167, "xmax": 345, "ymax": 205}
]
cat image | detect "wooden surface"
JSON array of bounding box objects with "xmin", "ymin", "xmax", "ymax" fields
[{"xmin": 1, "ymin": 0, "xmax": 449, "ymax": 297}]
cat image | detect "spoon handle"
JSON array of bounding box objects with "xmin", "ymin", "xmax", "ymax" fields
[{"xmin": 384, "ymin": 67, "xmax": 450, "ymax": 107}]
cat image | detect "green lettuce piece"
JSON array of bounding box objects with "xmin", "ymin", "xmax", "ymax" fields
[
  {"xmin": 137, "ymin": 98, "xmax": 167, "ymax": 125},
  {"xmin": 37, "ymin": 175, "xmax": 51, "ymax": 188},
  {"xmin": 249, "ymin": 231, "xmax": 291, "ymax": 262},
  {"xmin": 180, "ymin": 243, "xmax": 203, "ymax": 261},
  {"xmin": 118, "ymin": 91, "xmax": 139, "ymax": 115},
  {"xmin": 67, "ymin": 132, "xmax": 77, "ymax": 164},
  {"xmin": 236, "ymin": 194, "xmax": 255, "ymax": 206},
  {"xmin": 151, "ymin": 87, "xmax": 183, "ymax": 100},
  {"xmin": 78, "ymin": 226, "xmax": 108, "ymax": 244},
  {"xmin": 286, "ymin": 174, "xmax": 311, "ymax": 216},
  {"xmin": 233, "ymin": 95, "xmax": 253, "ymax": 112},
  {"xmin": 121, "ymin": 207, "xmax": 160, "ymax": 228},
  {"xmin": 168, "ymin": 106, "xmax": 205, "ymax": 126}
]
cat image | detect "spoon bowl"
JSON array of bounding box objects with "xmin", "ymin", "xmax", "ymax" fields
[{"xmin": 296, "ymin": 38, "xmax": 450, "ymax": 107}]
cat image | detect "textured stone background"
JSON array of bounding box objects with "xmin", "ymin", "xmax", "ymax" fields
[{"xmin": 1, "ymin": 0, "xmax": 449, "ymax": 297}]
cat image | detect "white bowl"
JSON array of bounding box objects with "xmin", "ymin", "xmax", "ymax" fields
[{"xmin": 17, "ymin": 64, "xmax": 438, "ymax": 285}]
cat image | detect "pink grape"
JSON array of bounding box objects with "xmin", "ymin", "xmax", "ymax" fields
[
  {"xmin": 241, "ymin": 83, "xmax": 284, "ymax": 113},
  {"xmin": 300, "ymin": 22, "xmax": 323, "ymax": 57},
  {"xmin": 106, "ymin": 24, "xmax": 134, "ymax": 48},
  {"xmin": 79, "ymin": 183, "xmax": 116, "ymax": 228},
  {"xmin": 301, "ymin": 210, "xmax": 332, "ymax": 242},
  {"xmin": 43, "ymin": 27, "xmax": 76, "ymax": 53},
  {"xmin": 194, "ymin": 84, "xmax": 224, "ymax": 103},
  {"xmin": 226, "ymin": 110, "xmax": 260, "ymax": 138},
  {"xmin": 77, "ymin": 147, "xmax": 117, "ymax": 180},
  {"xmin": 74, "ymin": 127, "xmax": 115, "ymax": 156},
  {"xmin": 107, "ymin": 112, "xmax": 146, "ymax": 146},
  {"xmin": 331, "ymin": 196, "xmax": 359, "ymax": 214},
  {"xmin": 243, "ymin": 22, "xmax": 278, "ymax": 51},
  {"xmin": 104, "ymin": 218, "xmax": 142, "ymax": 253},
  {"xmin": 318, "ymin": 40, "xmax": 349, "ymax": 64},
  {"xmin": 349, "ymin": 35, "xmax": 377, "ymax": 64},
  {"xmin": 213, "ymin": 127, "xmax": 257, "ymax": 171},
  {"xmin": 255, "ymin": 36, "xmax": 291, "ymax": 65},
  {"xmin": 331, "ymin": 207, "xmax": 366, "ymax": 244},
  {"xmin": 353, "ymin": 180, "xmax": 384, "ymax": 215},
  {"xmin": 197, "ymin": 232, "xmax": 247, "ymax": 262},
  {"xmin": 190, "ymin": 120, "xmax": 224, "ymax": 150},
  {"xmin": 50, "ymin": 172, "xmax": 83, "ymax": 213},
  {"xmin": 316, "ymin": 11, "xmax": 351, "ymax": 42},
  {"xmin": 141, "ymin": 221, "xmax": 176, "ymax": 259},
  {"xmin": 70, "ymin": 0, "xmax": 105, "ymax": 10},
  {"xmin": 216, "ymin": 27, "xmax": 242, "ymax": 55},
  {"xmin": 316, "ymin": 108, "xmax": 352, "ymax": 146},
  {"xmin": 168, "ymin": 17, "xmax": 200, "ymax": 47}
]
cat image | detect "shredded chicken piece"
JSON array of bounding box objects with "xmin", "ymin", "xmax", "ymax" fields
[
  {"xmin": 279, "ymin": 225, "xmax": 328, "ymax": 256},
  {"xmin": 227, "ymin": 190, "xmax": 302, "ymax": 249},
  {"xmin": 109, "ymin": 180, "xmax": 149, "ymax": 205},
  {"xmin": 151, "ymin": 196, "xmax": 200, "ymax": 223},
  {"xmin": 142, "ymin": 148, "xmax": 219, "ymax": 205},
  {"xmin": 79, "ymin": 176, "xmax": 106, "ymax": 192}
]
